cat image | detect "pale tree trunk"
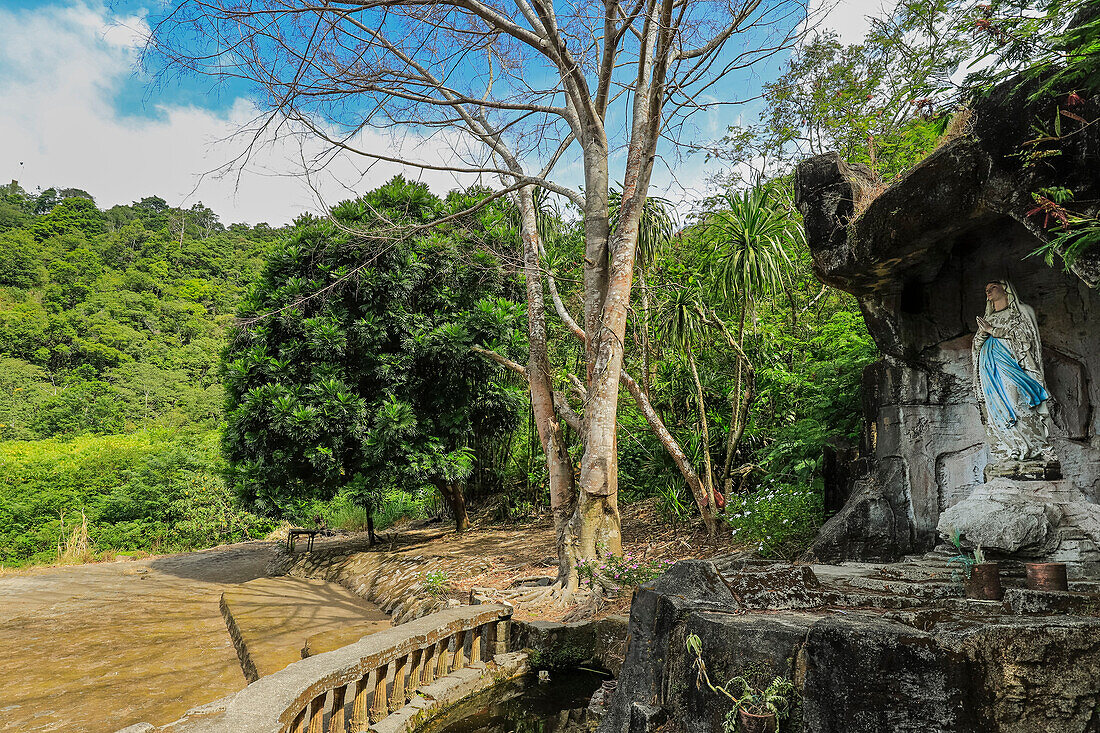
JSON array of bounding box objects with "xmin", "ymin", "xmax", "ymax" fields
[
  {"xmin": 572, "ymin": 0, "xmax": 676, "ymax": 562},
  {"xmin": 573, "ymin": 129, "xmax": 619, "ymax": 563},
  {"xmin": 544, "ymin": 268, "xmax": 717, "ymax": 534},
  {"xmin": 517, "ymin": 186, "xmax": 579, "ymax": 587}
]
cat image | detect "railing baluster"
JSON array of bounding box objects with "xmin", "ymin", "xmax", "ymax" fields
[
  {"xmin": 470, "ymin": 624, "xmax": 483, "ymax": 664},
  {"xmin": 307, "ymin": 692, "xmax": 326, "ymax": 733},
  {"xmin": 437, "ymin": 637, "xmax": 450, "ymax": 677},
  {"xmin": 421, "ymin": 642, "xmax": 437, "ymax": 685},
  {"xmin": 370, "ymin": 663, "xmax": 390, "ymax": 723},
  {"xmin": 389, "ymin": 654, "xmax": 409, "ymax": 713},
  {"xmin": 407, "ymin": 648, "xmax": 423, "ymax": 701},
  {"xmin": 328, "ymin": 684, "xmax": 347, "ymax": 733},
  {"xmin": 187, "ymin": 607, "xmax": 516, "ymax": 732},
  {"xmin": 451, "ymin": 629, "xmax": 466, "ymax": 672},
  {"xmin": 493, "ymin": 619, "xmax": 508, "ymax": 659},
  {"xmin": 351, "ymin": 674, "xmax": 370, "ymax": 732}
]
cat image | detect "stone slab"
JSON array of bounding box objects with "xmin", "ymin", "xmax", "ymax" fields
[
  {"xmin": 220, "ymin": 576, "xmax": 390, "ymax": 681},
  {"xmin": 600, "ymin": 557, "xmax": 1100, "ymax": 733}
]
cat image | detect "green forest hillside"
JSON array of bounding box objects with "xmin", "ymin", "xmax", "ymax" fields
[
  {"xmin": 0, "ymin": 182, "xmax": 281, "ymax": 564},
  {"xmin": 0, "ymin": 177, "xmax": 876, "ymax": 568}
]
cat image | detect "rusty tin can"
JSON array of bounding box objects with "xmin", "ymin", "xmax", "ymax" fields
[
  {"xmin": 1026, "ymin": 562, "xmax": 1069, "ymax": 592},
  {"xmin": 965, "ymin": 563, "xmax": 1003, "ymax": 601}
]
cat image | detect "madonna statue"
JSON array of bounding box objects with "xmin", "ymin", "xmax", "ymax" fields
[{"xmin": 972, "ymin": 280, "xmax": 1053, "ymax": 461}]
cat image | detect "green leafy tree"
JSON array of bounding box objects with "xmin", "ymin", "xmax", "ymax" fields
[
  {"xmin": 716, "ymin": 1, "xmax": 981, "ymax": 185},
  {"xmin": 222, "ymin": 178, "xmax": 523, "ymax": 538},
  {"xmin": 0, "ymin": 230, "xmax": 43, "ymax": 288},
  {"xmin": 30, "ymin": 197, "xmax": 106, "ymax": 241}
]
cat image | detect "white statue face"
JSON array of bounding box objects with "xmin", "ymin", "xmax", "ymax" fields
[{"xmin": 985, "ymin": 282, "xmax": 1007, "ymax": 304}]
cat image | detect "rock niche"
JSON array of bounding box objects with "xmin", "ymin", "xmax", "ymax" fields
[{"xmin": 793, "ymin": 74, "xmax": 1100, "ymax": 571}]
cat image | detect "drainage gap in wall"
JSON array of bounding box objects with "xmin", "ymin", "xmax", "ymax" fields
[{"xmin": 419, "ymin": 667, "xmax": 612, "ymax": 733}]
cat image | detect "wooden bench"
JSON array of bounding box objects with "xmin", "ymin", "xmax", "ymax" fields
[{"xmin": 287, "ymin": 528, "xmax": 320, "ymax": 553}]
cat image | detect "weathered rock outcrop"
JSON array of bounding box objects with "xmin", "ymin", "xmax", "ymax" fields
[
  {"xmin": 795, "ymin": 78, "xmax": 1100, "ymax": 562},
  {"xmin": 511, "ymin": 616, "xmax": 629, "ymax": 676},
  {"xmin": 599, "ymin": 559, "xmax": 1100, "ymax": 733}
]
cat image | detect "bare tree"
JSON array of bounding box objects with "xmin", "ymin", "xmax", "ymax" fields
[{"xmin": 148, "ymin": 0, "xmax": 807, "ymax": 588}]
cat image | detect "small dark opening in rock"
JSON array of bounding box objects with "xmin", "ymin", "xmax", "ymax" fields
[{"xmin": 900, "ymin": 279, "xmax": 924, "ymax": 314}]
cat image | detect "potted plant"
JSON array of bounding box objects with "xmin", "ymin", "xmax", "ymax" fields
[
  {"xmin": 686, "ymin": 634, "xmax": 794, "ymax": 733},
  {"xmin": 947, "ymin": 529, "xmax": 1002, "ymax": 601}
]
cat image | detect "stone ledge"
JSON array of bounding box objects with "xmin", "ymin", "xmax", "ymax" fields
[
  {"xmin": 510, "ymin": 617, "xmax": 629, "ymax": 676},
  {"xmin": 1005, "ymin": 588, "xmax": 1100, "ymax": 616},
  {"xmin": 599, "ymin": 558, "xmax": 1100, "ymax": 733},
  {"xmin": 937, "ymin": 478, "xmax": 1100, "ymax": 576}
]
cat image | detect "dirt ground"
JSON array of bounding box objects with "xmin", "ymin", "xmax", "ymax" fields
[
  {"xmin": 373, "ymin": 500, "xmax": 739, "ymax": 622},
  {"xmin": 0, "ymin": 502, "xmax": 735, "ymax": 732},
  {"xmin": 0, "ymin": 542, "xmax": 280, "ymax": 732}
]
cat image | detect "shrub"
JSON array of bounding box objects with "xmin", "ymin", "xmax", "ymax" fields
[
  {"xmin": 420, "ymin": 569, "xmax": 450, "ymax": 598},
  {"xmin": 329, "ymin": 504, "xmax": 372, "ymax": 532},
  {"xmin": 375, "ymin": 489, "xmax": 438, "ymax": 529},
  {"xmin": 0, "ymin": 429, "xmax": 274, "ymax": 565},
  {"xmin": 723, "ymin": 481, "xmax": 824, "ymax": 559},
  {"xmin": 577, "ymin": 551, "xmax": 674, "ymax": 591}
]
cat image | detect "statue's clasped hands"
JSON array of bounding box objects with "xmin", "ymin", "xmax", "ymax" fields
[{"xmin": 976, "ymin": 316, "xmax": 994, "ymax": 335}]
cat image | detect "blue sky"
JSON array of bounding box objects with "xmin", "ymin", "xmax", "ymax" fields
[{"xmin": 0, "ymin": 0, "xmax": 890, "ymax": 224}]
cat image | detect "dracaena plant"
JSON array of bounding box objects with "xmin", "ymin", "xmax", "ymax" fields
[{"xmin": 686, "ymin": 633, "xmax": 795, "ymax": 732}]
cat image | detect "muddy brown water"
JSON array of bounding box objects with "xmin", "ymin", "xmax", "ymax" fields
[{"xmin": 0, "ymin": 541, "xmax": 386, "ymax": 732}]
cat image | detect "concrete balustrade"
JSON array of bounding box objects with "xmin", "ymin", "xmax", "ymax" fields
[{"xmin": 159, "ymin": 604, "xmax": 511, "ymax": 733}]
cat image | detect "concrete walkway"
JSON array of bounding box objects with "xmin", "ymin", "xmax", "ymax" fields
[
  {"xmin": 0, "ymin": 541, "xmax": 387, "ymax": 732},
  {"xmin": 222, "ymin": 576, "xmax": 390, "ymax": 680}
]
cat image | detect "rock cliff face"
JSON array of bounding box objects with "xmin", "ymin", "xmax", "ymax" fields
[
  {"xmin": 597, "ymin": 559, "xmax": 1100, "ymax": 733},
  {"xmin": 794, "ymin": 80, "xmax": 1100, "ymax": 562}
]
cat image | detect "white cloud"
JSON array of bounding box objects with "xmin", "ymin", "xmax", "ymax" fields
[
  {"xmin": 0, "ymin": 2, "xmax": 478, "ymax": 225},
  {"xmin": 0, "ymin": 0, "xmax": 899, "ymax": 227},
  {"xmin": 809, "ymin": 0, "xmax": 899, "ymax": 44}
]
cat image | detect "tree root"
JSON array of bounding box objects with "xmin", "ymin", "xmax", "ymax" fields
[{"xmin": 486, "ymin": 580, "xmax": 590, "ymax": 609}]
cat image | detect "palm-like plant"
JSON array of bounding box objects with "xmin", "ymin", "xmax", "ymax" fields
[
  {"xmin": 687, "ymin": 633, "xmax": 795, "ymax": 733},
  {"xmin": 708, "ymin": 186, "xmax": 798, "ymax": 321},
  {"xmin": 611, "ymin": 188, "xmax": 675, "ymax": 397},
  {"xmin": 658, "ymin": 276, "xmax": 719, "ymax": 525},
  {"xmin": 610, "ymin": 188, "xmax": 675, "ymax": 272},
  {"xmin": 705, "ymin": 186, "xmax": 801, "ymax": 494}
]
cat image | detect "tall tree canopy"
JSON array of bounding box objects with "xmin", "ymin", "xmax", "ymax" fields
[
  {"xmin": 148, "ymin": 0, "xmax": 809, "ymax": 586},
  {"xmin": 222, "ymin": 178, "xmax": 526, "ymax": 536}
]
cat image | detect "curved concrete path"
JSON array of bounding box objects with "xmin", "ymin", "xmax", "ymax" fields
[{"xmin": 0, "ymin": 541, "xmax": 386, "ymax": 732}]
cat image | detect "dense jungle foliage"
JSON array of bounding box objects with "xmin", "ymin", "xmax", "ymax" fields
[
  {"xmin": 0, "ymin": 183, "xmax": 286, "ymax": 564},
  {"xmin": 7, "ymin": 0, "xmax": 1087, "ymax": 566},
  {"xmin": 0, "ymin": 174, "xmax": 874, "ymax": 565}
]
